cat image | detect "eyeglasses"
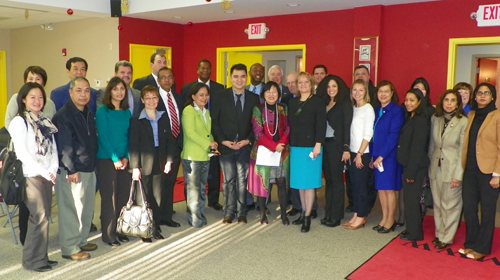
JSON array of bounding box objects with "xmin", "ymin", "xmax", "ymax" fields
[
  {"xmin": 143, "ymin": 97, "xmax": 159, "ymax": 101},
  {"xmin": 476, "ymin": 91, "xmax": 492, "ymax": 96}
]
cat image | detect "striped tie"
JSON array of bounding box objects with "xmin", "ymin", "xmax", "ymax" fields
[{"xmin": 167, "ymin": 93, "xmax": 180, "ymax": 138}]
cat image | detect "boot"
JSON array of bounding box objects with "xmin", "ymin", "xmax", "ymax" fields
[
  {"xmin": 301, "ymin": 216, "xmax": 311, "ymax": 232},
  {"xmin": 277, "ymin": 179, "xmax": 289, "ymax": 225},
  {"xmin": 292, "ymin": 211, "xmax": 305, "ymax": 225}
]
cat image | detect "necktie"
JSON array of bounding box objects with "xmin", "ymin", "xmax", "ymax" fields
[
  {"xmin": 252, "ymin": 86, "xmax": 257, "ymax": 94},
  {"xmin": 167, "ymin": 93, "xmax": 180, "ymax": 138}
]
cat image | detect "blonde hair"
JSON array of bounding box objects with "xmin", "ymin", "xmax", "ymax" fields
[
  {"xmin": 295, "ymin": 72, "xmax": 314, "ymax": 99},
  {"xmin": 350, "ymin": 79, "xmax": 370, "ymax": 105}
]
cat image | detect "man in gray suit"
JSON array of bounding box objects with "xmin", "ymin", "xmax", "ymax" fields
[
  {"xmin": 97, "ymin": 61, "xmax": 142, "ymax": 116},
  {"xmin": 268, "ymin": 65, "xmax": 291, "ymax": 102},
  {"xmin": 245, "ymin": 63, "xmax": 265, "ymax": 102}
]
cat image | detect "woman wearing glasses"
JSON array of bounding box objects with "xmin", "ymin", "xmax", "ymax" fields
[{"xmin": 459, "ymin": 83, "xmax": 499, "ymax": 260}]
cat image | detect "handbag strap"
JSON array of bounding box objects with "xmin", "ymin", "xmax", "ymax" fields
[{"xmin": 127, "ymin": 179, "xmax": 149, "ymax": 209}]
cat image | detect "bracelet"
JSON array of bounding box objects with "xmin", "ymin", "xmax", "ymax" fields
[{"xmin": 357, "ymin": 151, "xmax": 363, "ymax": 155}]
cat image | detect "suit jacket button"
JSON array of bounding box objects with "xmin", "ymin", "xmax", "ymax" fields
[{"xmin": 207, "ymin": 135, "xmax": 209, "ymax": 137}]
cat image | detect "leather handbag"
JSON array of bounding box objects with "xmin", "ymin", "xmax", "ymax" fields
[
  {"xmin": 420, "ymin": 179, "xmax": 433, "ymax": 209},
  {"xmin": 0, "ymin": 139, "xmax": 26, "ymax": 205},
  {"xmin": 116, "ymin": 179, "xmax": 154, "ymax": 239}
]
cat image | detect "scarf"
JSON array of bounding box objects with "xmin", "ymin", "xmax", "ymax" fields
[
  {"xmin": 441, "ymin": 110, "xmax": 456, "ymax": 136},
  {"xmin": 24, "ymin": 110, "xmax": 58, "ymax": 156}
]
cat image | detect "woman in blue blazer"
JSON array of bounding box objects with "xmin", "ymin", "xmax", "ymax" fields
[
  {"xmin": 181, "ymin": 83, "xmax": 218, "ymax": 228},
  {"xmin": 371, "ymin": 81, "xmax": 404, "ymax": 233}
]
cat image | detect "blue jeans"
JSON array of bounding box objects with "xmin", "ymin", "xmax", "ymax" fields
[
  {"xmin": 349, "ymin": 152, "xmax": 371, "ymax": 217},
  {"xmin": 183, "ymin": 160, "xmax": 210, "ymax": 228},
  {"xmin": 219, "ymin": 146, "xmax": 250, "ymax": 218}
]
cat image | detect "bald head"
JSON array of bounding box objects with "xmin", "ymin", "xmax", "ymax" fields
[{"xmin": 286, "ymin": 72, "xmax": 298, "ymax": 95}]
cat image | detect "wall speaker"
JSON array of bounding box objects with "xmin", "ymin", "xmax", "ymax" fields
[{"xmin": 110, "ymin": 0, "xmax": 122, "ymax": 17}]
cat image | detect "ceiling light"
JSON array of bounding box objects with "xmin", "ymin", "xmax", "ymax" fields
[
  {"xmin": 224, "ymin": 10, "xmax": 234, "ymax": 14},
  {"xmin": 287, "ymin": 3, "xmax": 300, "ymax": 7},
  {"xmin": 173, "ymin": 16, "xmax": 183, "ymax": 19}
]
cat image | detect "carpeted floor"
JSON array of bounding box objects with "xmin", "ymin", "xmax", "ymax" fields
[{"xmin": 346, "ymin": 216, "xmax": 500, "ymax": 280}]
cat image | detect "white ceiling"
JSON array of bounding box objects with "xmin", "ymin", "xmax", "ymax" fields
[{"xmin": 0, "ymin": 0, "xmax": 442, "ymax": 29}]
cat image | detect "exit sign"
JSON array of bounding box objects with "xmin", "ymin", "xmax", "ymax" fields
[
  {"xmin": 476, "ymin": 3, "xmax": 500, "ymax": 27},
  {"xmin": 248, "ymin": 23, "xmax": 267, "ymax": 39}
]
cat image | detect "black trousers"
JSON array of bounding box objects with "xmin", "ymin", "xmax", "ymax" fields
[
  {"xmin": 141, "ymin": 150, "xmax": 164, "ymax": 234},
  {"xmin": 159, "ymin": 156, "xmax": 180, "ymax": 223},
  {"xmin": 462, "ymin": 165, "xmax": 499, "ymax": 254},
  {"xmin": 18, "ymin": 201, "xmax": 29, "ymax": 245},
  {"xmin": 349, "ymin": 153, "xmax": 371, "ymax": 217},
  {"xmin": 323, "ymin": 139, "xmax": 345, "ymax": 220},
  {"xmin": 207, "ymin": 156, "xmax": 221, "ymax": 205},
  {"xmin": 402, "ymin": 166, "xmax": 427, "ymax": 240}
]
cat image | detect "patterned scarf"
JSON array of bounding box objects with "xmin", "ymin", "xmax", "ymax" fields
[{"xmin": 24, "ymin": 110, "xmax": 58, "ymax": 156}]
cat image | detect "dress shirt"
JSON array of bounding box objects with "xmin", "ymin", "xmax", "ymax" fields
[
  {"xmin": 152, "ymin": 73, "xmax": 159, "ymax": 87},
  {"xmin": 138, "ymin": 109, "xmax": 165, "ymax": 147},
  {"xmin": 198, "ymin": 78, "xmax": 210, "ymax": 88},
  {"xmin": 127, "ymin": 88, "xmax": 134, "ymax": 115},
  {"xmin": 233, "ymin": 89, "xmax": 245, "ymax": 110},
  {"xmin": 249, "ymin": 83, "xmax": 263, "ymax": 96},
  {"xmin": 193, "ymin": 103, "xmax": 208, "ymax": 125},
  {"xmin": 159, "ymin": 87, "xmax": 180, "ymax": 130}
]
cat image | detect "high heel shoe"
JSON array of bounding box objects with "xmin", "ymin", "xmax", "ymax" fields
[
  {"xmin": 260, "ymin": 215, "xmax": 268, "ymax": 225},
  {"xmin": 346, "ymin": 219, "xmax": 366, "ymax": 230},
  {"xmin": 378, "ymin": 222, "xmax": 396, "ymax": 233},
  {"xmin": 282, "ymin": 216, "xmax": 290, "ymax": 226},
  {"xmin": 372, "ymin": 225, "xmax": 383, "ymax": 231},
  {"xmin": 301, "ymin": 216, "xmax": 311, "ymax": 233},
  {"xmin": 292, "ymin": 211, "xmax": 305, "ymax": 225}
]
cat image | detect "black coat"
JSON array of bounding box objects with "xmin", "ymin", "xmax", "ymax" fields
[
  {"xmin": 211, "ymin": 88, "xmax": 260, "ymax": 155},
  {"xmin": 156, "ymin": 91, "xmax": 185, "ymax": 151},
  {"xmin": 129, "ymin": 112, "xmax": 178, "ymax": 176},
  {"xmin": 52, "ymin": 100, "xmax": 97, "ymax": 175},
  {"xmin": 181, "ymin": 80, "xmax": 225, "ymax": 102},
  {"xmin": 326, "ymin": 99, "xmax": 353, "ymax": 151},
  {"xmin": 288, "ymin": 95, "xmax": 326, "ymax": 147},
  {"xmin": 397, "ymin": 113, "xmax": 430, "ymax": 180}
]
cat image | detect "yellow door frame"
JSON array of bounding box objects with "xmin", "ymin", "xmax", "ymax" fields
[
  {"xmin": 446, "ymin": 36, "xmax": 500, "ymax": 88},
  {"xmin": 0, "ymin": 51, "xmax": 7, "ymax": 128},
  {"xmin": 216, "ymin": 44, "xmax": 306, "ymax": 84}
]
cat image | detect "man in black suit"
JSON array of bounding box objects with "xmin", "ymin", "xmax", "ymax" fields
[
  {"xmin": 268, "ymin": 65, "xmax": 291, "ymax": 102},
  {"xmin": 312, "ymin": 65, "xmax": 327, "ymax": 92},
  {"xmin": 156, "ymin": 67, "xmax": 184, "ymax": 227},
  {"xmin": 132, "ymin": 53, "xmax": 166, "ymax": 91},
  {"xmin": 245, "ymin": 63, "xmax": 265, "ymax": 102},
  {"xmin": 282, "ymin": 72, "xmax": 298, "ymax": 105},
  {"xmin": 181, "ymin": 59, "xmax": 225, "ymax": 211},
  {"xmin": 211, "ymin": 63, "xmax": 260, "ymax": 224},
  {"xmin": 97, "ymin": 61, "xmax": 142, "ymax": 116}
]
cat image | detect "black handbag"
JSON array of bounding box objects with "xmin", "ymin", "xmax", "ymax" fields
[
  {"xmin": 0, "ymin": 140, "xmax": 26, "ymax": 205},
  {"xmin": 420, "ymin": 179, "xmax": 433, "ymax": 209},
  {"xmin": 116, "ymin": 179, "xmax": 154, "ymax": 239}
]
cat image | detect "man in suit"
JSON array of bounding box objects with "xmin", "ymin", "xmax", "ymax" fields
[
  {"xmin": 157, "ymin": 67, "xmax": 184, "ymax": 227},
  {"xmin": 312, "ymin": 65, "xmax": 327, "ymax": 92},
  {"xmin": 132, "ymin": 53, "xmax": 166, "ymax": 91},
  {"xmin": 354, "ymin": 65, "xmax": 377, "ymax": 106},
  {"xmin": 282, "ymin": 72, "xmax": 297, "ymax": 105},
  {"xmin": 181, "ymin": 59, "xmax": 225, "ymax": 211},
  {"xmin": 97, "ymin": 61, "xmax": 142, "ymax": 116},
  {"xmin": 211, "ymin": 63, "xmax": 260, "ymax": 224},
  {"xmin": 51, "ymin": 57, "xmax": 98, "ymax": 113},
  {"xmin": 268, "ymin": 65, "xmax": 291, "ymax": 102},
  {"xmin": 245, "ymin": 63, "xmax": 265, "ymax": 102}
]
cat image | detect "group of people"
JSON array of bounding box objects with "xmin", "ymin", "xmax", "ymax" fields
[{"xmin": 4, "ymin": 54, "xmax": 499, "ymax": 272}]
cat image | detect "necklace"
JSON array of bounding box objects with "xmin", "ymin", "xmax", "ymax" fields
[
  {"xmin": 264, "ymin": 102, "xmax": 279, "ymax": 136},
  {"xmin": 295, "ymin": 94, "xmax": 313, "ymax": 116}
]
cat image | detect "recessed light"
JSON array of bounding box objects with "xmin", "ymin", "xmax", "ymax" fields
[
  {"xmin": 224, "ymin": 10, "xmax": 234, "ymax": 14},
  {"xmin": 173, "ymin": 16, "xmax": 183, "ymax": 19},
  {"xmin": 287, "ymin": 3, "xmax": 299, "ymax": 7}
]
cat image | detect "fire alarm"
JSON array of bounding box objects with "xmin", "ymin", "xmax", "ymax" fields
[{"xmin": 62, "ymin": 48, "xmax": 67, "ymax": 56}]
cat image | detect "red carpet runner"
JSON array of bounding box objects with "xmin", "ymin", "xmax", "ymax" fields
[{"xmin": 346, "ymin": 216, "xmax": 500, "ymax": 280}]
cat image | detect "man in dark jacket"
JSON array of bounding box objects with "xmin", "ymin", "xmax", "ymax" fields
[{"xmin": 52, "ymin": 77, "xmax": 98, "ymax": 261}]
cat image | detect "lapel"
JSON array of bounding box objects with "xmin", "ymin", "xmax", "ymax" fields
[
  {"xmin": 195, "ymin": 107, "xmax": 211, "ymax": 134},
  {"xmin": 478, "ymin": 112, "xmax": 494, "ymax": 136}
]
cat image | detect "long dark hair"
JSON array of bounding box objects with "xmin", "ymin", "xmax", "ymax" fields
[
  {"xmin": 102, "ymin": 77, "xmax": 129, "ymax": 110},
  {"xmin": 16, "ymin": 82, "xmax": 46, "ymax": 119},
  {"xmin": 317, "ymin": 75, "xmax": 349, "ymax": 105},
  {"xmin": 404, "ymin": 88, "xmax": 427, "ymax": 118},
  {"xmin": 410, "ymin": 77, "xmax": 431, "ymax": 104},
  {"xmin": 184, "ymin": 83, "xmax": 210, "ymax": 108}
]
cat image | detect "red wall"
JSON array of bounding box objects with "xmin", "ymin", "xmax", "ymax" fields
[
  {"xmin": 119, "ymin": 0, "xmax": 499, "ymax": 104},
  {"xmin": 118, "ymin": 17, "xmax": 185, "ymax": 86}
]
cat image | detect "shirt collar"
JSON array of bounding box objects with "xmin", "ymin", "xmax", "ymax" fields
[
  {"xmin": 198, "ymin": 78, "xmax": 210, "ymax": 87},
  {"xmin": 139, "ymin": 109, "xmax": 164, "ymax": 121}
]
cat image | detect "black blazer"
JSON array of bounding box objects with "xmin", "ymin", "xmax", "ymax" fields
[
  {"xmin": 288, "ymin": 95, "xmax": 326, "ymax": 147},
  {"xmin": 181, "ymin": 80, "xmax": 225, "ymax": 102},
  {"xmin": 132, "ymin": 74, "xmax": 158, "ymax": 91},
  {"xmin": 156, "ymin": 91, "xmax": 185, "ymax": 150},
  {"xmin": 397, "ymin": 113, "xmax": 430, "ymax": 180},
  {"xmin": 211, "ymin": 88, "xmax": 260, "ymax": 155},
  {"xmin": 129, "ymin": 113, "xmax": 178, "ymax": 176},
  {"xmin": 327, "ymin": 99, "xmax": 353, "ymax": 151}
]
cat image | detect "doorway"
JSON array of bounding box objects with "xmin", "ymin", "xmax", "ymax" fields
[
  {"xmin": 216, "ymin": 44, "xmax": 306, "ymax": 87},
  {"xmin": 129, "ymin": 44, "xmax": 172, "ymax": 84}
]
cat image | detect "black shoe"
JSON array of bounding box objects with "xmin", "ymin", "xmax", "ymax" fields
[
  {"xmin": 90, "ymin": 223, "xmax": 97, "ymax": 232},
  {"xmin": 287, "ymin": 208, "xmax": 301, "ymax": 217},
  {"xmin": 372, "ymin": 225, "xmax": 383, "ymax": 231},
  {"xmin": 292, "ymin": 211, "xmax": 305, "ymax": 225},
  {"xmin": 208, "ymin": 203, "xmax": 223, "ymax": 210},
  {"xmin": 247, "ymin": 203, "xmax": 256, "ymax": 211},
  {"xmin": 282, "ymin": 217, "xmax": 290, "ymax": 226},
  {"xmin": 107, "ymin": 241, "xmax": 121, "ymax": 247},
  {"xmin": 237, "ymin": 216, "xmax": 247, "ymax": 224},
  {"xmin": 222, "ymin": 217, "xmax": 233, "ymax": 224},
  {"xmin": 395, "ymin": 222, "xmax": 405, "ymax": 227},
  {"xmin": 154, "ymin": 233, "xmax": 165, "ymax": 240},
  {"xmin": 33, "ymin": 265, "xmax": 52, "ymax": 272},
  {"xmin": 118, "ymin": 236, "xmax": 129, "ymax": 243},
  {"xmin": 260, "ymin": 215, "xmax": 268, "ymax": 225},
  {"xmin": 47, "ymin": 260, "xmax": 58, "ymax": 267},
  {"xmin": 345, "ymin": 204, "xmax": 354, "ymax": 213},
  {"xmin": 162, "ymin": 220, "xmax": 181, "ymax": 227},
  {"xmin": 434, "ymin": 241, "xmax": 449, "ymax": 249},
  {"xmin": 400, "ymin": 230, "xmax": 407, "ymax": 236},
  {"xmin": 378, "ymin": 222, "xmax": 396, "ymax": 233},
  {"xmin": 310, "ymin": 210, "xmax": 318, "ymax": 219},
  {"xmin": 320, "ymin": 217, "xmax": 330, "ymax": 225},
  {"xmin": 324, "ymin": 220, "xmax": 341, "ymax": 227},
  {"xmin": 431, "ymin": 237, "xmax": 440, "ymax": 245},
  {"xmin": 142, "ymin": 238, "xmax": 152, "ymax": 243},
  {"xmin": 301, "ymin": 216, "xmax": 311, "ymax": 232}
]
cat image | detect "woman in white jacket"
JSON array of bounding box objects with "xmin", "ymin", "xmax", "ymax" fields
[{"xmin": 9, "ymin": 82, "xmax": 59, "ymax": 272}]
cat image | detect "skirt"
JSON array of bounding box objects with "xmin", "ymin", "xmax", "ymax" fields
[{"xmin": 290, "ymin": 146, "xmax": 323, "ymax": 190}]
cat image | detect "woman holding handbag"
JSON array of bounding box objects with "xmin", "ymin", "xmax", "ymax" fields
[
  {"xmin": 248, "ymin": 81, "xmax": 290, "ymax": 225},
  {"xmin": 95, "ymin": 77, "xmax": 132, "ymax": 246},
  {"xmin": 181, "ymin": 83, "xmax": 218, "ymax": 228},
  {"xmin": 9, "ymin": 83, "xmax": 58, "ymax": 272},
  {"xmin": 129, "ymin": 85, "xmax": 177, "ymax": 239}
]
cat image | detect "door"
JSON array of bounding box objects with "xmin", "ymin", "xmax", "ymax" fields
[
  {"xmin": 129, "ymin": 44, "xmax": 171, "ymax": 86},
  {"xmin": 225, "ymin": 52, "xmax": 262, "ymax": 88}
]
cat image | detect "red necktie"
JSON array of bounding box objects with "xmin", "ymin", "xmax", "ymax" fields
[{"xmin": 167, "ymin": 93, "xmax": 180, "ymax": 138}]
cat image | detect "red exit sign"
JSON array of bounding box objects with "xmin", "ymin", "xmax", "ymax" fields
[
  {"xmin": 248, "ymin": 23, "xmax": 267, "ymax": 39},
  {"xmin": 476, "ymin": 3, "xmax": 500, "ymax": 26}
]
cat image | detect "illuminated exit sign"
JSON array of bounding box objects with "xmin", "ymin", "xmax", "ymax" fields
[
  {"xmin": 476, "ymin": 3, "xmax": 500, "ymax": 27},
  {"xmin": 248, "ymin": 23, "xmax": 267, "ymax": 39}
]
